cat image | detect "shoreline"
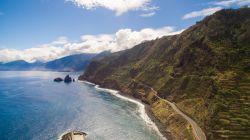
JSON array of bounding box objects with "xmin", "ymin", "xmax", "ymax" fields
[{"xmin": 80, "ymin": 80, "xmax": 167, "ymax": 140}]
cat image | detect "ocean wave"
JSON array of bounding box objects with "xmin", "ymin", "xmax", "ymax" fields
[{"xmin": 82, "ymin": 80, "xmax": 167, "ymax": 140}]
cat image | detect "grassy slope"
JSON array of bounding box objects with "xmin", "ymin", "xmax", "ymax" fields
[{"xmin": 80, "ymin": 8, "xmax": 250, "ymax": 140}]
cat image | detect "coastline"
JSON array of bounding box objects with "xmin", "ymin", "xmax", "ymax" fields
[{"xmin": 80, "ymin": 80, "xmax": 168, "ymax": 140}]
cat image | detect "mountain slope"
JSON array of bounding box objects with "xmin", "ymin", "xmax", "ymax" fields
[
  {"xmin": 45, "ymin": 53, "xmax": 96, "ymax": 71},
  {"xmin": 79, "ymin": 8, "xmax": 250, "ymax": 140},
  {"xmin": 0, "ymin": 60, "xmax": 44, "ymax": 71},
  {"xmin": 0, "ymin": 53, "xmax": 97, "ymax": 71}
]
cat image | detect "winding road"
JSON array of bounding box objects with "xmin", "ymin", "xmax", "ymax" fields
[
  {"xmin": 134, "ymin": 79, "xmax": 206, "ymax": 140},
  {"xmin": 150, "ymin": 88, "xmax": 206, "ymax": 140},
  {"xmin": 166, "ymin": 100, "xmax": 206, "ymax": 140}
]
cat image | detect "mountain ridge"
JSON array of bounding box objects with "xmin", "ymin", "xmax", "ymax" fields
[
  {"xmin": 80, "ymin": 8, "xmax": 250, "ymax": 140},
  {"xmin": 0, "ymin": 53, "xmax": 97, "ymax": 71}
]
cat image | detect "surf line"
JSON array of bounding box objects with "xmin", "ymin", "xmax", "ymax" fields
[{"xmin": 81, "ymin": 80, "xmax": 167, "ymax": 140}]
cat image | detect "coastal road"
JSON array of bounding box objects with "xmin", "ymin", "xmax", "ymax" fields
[
  {"xmin": 152, "ymin": 88, "xmax": 207, "ymax": 140},
  {"xmin": 164, "ymin": 99, "xmax": 206, "ymax": 140},
  {"xmin": 133, "ymin": 79, "xmax": 206, "ymax": 140},
  {"xmin": 151, "ymin": 88, "xmax": 206, "ymax": 140}
]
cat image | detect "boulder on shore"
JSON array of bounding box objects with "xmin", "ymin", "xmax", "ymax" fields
[
  {"xmin": 64, "ymin": 75, "xmax": 72, "ymax": 83},
  {"xmin": 54, "ymin": 77, "xmax": 63, "ymax": 82}
]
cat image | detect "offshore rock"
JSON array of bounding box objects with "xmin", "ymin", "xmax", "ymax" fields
[
  {"xmin": 64, "ymin": 75, "xmax": 72, "ymax": 83},
  {"xmin": 54, "ymin": 77, "xmax": 63, "ymax": 82}
]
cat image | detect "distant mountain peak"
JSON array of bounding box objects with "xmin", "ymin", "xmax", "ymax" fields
[{"xmin": 0, "ymin": 53, "xmax": 101, "ymax": 71}]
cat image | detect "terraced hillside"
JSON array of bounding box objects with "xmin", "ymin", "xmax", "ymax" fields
[
  {"xmin": 211, "ymin": 73, "xmax": 250, "ymax": 139},
  {"xmin": 79, "ymin": 8, "xmax": 250, "ymax": 140}
]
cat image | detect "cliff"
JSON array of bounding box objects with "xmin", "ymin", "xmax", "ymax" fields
[{"xmin": 79, "ymin": 8, "xmax": 250, "ymax": 140}]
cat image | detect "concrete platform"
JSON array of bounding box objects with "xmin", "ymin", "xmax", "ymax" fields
[{"xmin": 61, "ymin": 131, "xmax": 87, "ymax": 140}]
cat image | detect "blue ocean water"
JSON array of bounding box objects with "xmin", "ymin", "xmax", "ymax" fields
[{"xmin": 0, "ymin": 71, "xmax": 162, "ymax": 140}]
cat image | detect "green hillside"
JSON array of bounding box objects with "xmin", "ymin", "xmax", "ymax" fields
[{"xmin": 79, "ymin": 8, "xmax": 250, "ymax": 140}]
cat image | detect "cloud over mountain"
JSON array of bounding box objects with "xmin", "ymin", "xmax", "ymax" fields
[
  {"xmin": 213, "ymin": 0, "xmax": 250, "ymax": 7},
  {"xmin": 182, "ymin": 0, "xmax": 250, "ymax": 20},
  {"xmin": 0, "ymin": 26, "xmax": 183, "ymax": 63},
  {"xmin": 182, "ymin": 7, "xmax": 222, "ymax": 19}
]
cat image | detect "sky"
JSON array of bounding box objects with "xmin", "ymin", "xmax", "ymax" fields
[{"xmin": 0, "ymin": 0, "xmax": 249, "ymax": 62}]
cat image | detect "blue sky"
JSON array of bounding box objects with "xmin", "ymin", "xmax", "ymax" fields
[{"xmin": 0, "ymin": 0, "xmax": 249, "ymax": 62}]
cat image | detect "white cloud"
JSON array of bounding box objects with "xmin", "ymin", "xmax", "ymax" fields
[
  {"xmin": 182, "ymin": 7, "xmax": 222, "ymax": 19},
  {"xmin": 213, "ymin": 0, "xmax": 250, "ymax": 7},
  {"xmin": 140, "ymin": 12, "xmax": 155, "ymax": 17},
  {"xmin": 67, "ymin": 0, "xmax": 158, "ymax": 16},
  {"xmin": 182, "ymin": 0, "xmax": 250, "ymax": 20},
  {"xmin": 0, "ymin": 27, "xmax": 184, "ymax": 63}
]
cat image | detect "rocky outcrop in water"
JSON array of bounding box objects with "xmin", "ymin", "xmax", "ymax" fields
[
  {"xmin": 64, "ymin": 75, "xmax": 72, "ymax": 83},
  {"xmin": 54, "ymin": 77, "xmax": 63, "ymax": 82}
]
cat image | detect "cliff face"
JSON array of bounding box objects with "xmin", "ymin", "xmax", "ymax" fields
[{"xmin": 79, "ymin": 8, "xmax": 250, "ymax": 140}]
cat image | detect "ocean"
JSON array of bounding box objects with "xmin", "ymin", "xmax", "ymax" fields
[{"xmin": 0, "ymin": 71, "xmax": 163, "ymax": 140}]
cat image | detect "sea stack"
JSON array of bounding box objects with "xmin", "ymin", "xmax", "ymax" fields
[
  {"xmin": 64, "ymin": 75, "xmax": 72, "ymax": 83},
  {"xmin": 54, "ymin": 77, "xmax": 63, "ymax": 82}
]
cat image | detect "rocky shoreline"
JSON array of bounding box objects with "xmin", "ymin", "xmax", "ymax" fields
[
  {"xmin": 80, "ymin": 79, "xmax": 174, "ymax": 140},
  {"xmin": 78, "ymin": 75, "xmax": 196, "ymax": 140},
  {"xmin": 145, "ymin": 105, "xmax": 174, "ymax": 140}
]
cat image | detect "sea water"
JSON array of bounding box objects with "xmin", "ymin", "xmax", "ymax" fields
[{"xmin": 0, "ymin": 71, "xmax": 163, "ymax": 140}]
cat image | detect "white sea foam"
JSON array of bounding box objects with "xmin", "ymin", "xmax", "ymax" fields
[
  {"xmin": 58, "ymin": 131, "xmax": 68, "ymax": 140},
  {"xmin": 82, "ymin": 80, "xmax": 167, "ymax": 140},
  {"xmin": 79, "ymin": 80, "xmax": 95, "ymax": 86}
]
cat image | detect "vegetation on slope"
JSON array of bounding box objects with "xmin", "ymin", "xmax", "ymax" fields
[{"xmin": 80, "ymin": 8, "xmax": 250, "ymax": 140}]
